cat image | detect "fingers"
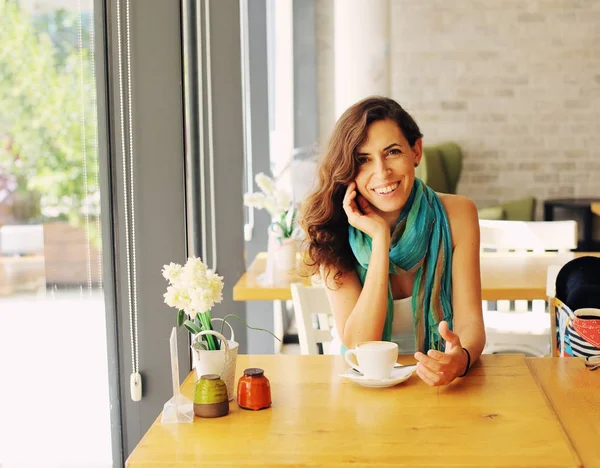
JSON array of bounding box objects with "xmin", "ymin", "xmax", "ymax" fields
[
  {"xmin": 414, "ymin": 351, "xmax": 444, "ymax": 373},
  {"xmin": 343, "ymin": 183, "xmax": 360, "ymax": 218},
  {"xmin": 427, "ymin": 349, "xmax": 451, "ymax": 362},
  {"xmin": 356, "ymin": 194, "xmax": 372, "ymax": 214},
  {"xmin": 414, "ymin": 345, "xmax": 463, "ymax": 386},
  {"xmin": 416, "ymin": 362, "xmax": 448, "ymax": 387},
  {"xmin": 439, "ymin": 320, "xmax": 461, "ymax": 348},
  {"xmin": 343, "ymin": 182, "xmax": 357, "ymax": 207}
]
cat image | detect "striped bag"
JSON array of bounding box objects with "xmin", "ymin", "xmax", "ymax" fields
[{"xmin": 554, "ymin": 298, "xmax": 600, "ymax": 357}]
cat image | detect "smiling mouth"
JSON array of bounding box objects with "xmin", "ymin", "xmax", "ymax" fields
[{"xmin": 372, "ymin": 182, "xmax": 399, "ymax": 195}]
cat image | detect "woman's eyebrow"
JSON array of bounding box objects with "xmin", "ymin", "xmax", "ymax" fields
[
  {"xmin": 356, "ymin": 142, "xmax": 402, "ymax": 156},
  {"xmin": 383, "ymin": 143, "xmax": 402, "ymax": 151}
]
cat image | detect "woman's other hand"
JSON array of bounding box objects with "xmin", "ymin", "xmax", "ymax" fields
[
  {"xmin": 343, "ymin": 182, "xmax": 389, "ymax": 241},
  {"xmin": 413, "ymin": 321, "xmax": 469, "ymax": 386}
]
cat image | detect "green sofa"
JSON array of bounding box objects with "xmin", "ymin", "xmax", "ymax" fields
[{"xmin": 417, "ymin": 142, "xmax": 536, "ymax": 221}]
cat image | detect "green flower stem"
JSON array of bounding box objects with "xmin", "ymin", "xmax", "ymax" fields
[
  {"xmin": 219, "ymin": 313, "xmax": 281, "ymax": 342},
  {"xmin": 197, "ymin": 311, "xmax": 219, "ymax": 351}
]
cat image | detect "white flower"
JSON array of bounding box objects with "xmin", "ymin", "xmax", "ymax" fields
[
  {"xmin": 164, "ymin": 285, "xmax": 191, "ymax": 312},
  {"xmin": 275, "ymin": 190, "xmax": 292, "ymax": 215},
  {"xmin": 205, "ymin": 269, "xmax": 224, "ymax": 302},
  {"xmin": 262, "ymin": 197, "xmax": 282, "ymax": 219},
  {"xmin": 243, "ymin": 173, "xmax": 295, "ymax": 222},
  {"xmin": 162, "ymin": 262, "xmax": 183, "ymax": 284},
  {"xmin": 243, "ymin": 192, "xmax": 267, "ymax": 210},
  {"xmin": 182, "ymin": 256, "xmax": 209, "ymax": 287},
  {"xmin": 255, "ymin": 173, "xmax": 276, "ymax": 198},
  {"xmin": 162, "ymin": 256, "xmax": 224, "ymax": 316}
]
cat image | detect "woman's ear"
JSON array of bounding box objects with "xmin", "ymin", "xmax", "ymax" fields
[{"xmin": 412, "ymin": 138, "xmax": 423, "ymax": 166}]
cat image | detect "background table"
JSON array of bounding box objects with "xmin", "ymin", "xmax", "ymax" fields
[
  {"xmin": 527, "ymin": 357, "xmax": 600, "ymax": 468},
  {"xmin": 127, "ymin": 354, "xmax": 581, "ymax": 467},
  {"xmin": 233, "ymin": 251, "xmax": 600, "ymax": 302}
]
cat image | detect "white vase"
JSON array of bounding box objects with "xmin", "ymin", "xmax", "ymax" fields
[
  {"xmin": 191, "ymin": 320, "xmax": 238, "ymax": 401},
  {"xmin": 271, "ymin": 236, "xmax": 297, "ymax": 271}
]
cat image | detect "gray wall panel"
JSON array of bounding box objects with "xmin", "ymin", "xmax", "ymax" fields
[
  {"xmin": 108, "ymin": 0, "xmax": 188, "ymax": 458},
  {"xmin": 204, "ymin": 0, "xmax": 248, "ymax": 351},
  {"xmin": 246, "ymin": 0, "xmax": 275, "ymax": 354}
]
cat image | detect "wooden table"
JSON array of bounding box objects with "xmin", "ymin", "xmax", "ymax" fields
[
  {"xmin": 127, "ymin": 354, "xmax": 581, "ymax": 467},
  {"xmin": 528, "ymin": 357, "xmax": 600, "ymax": 468},
  {"xmin": 592, "ymin": 202, "xmax": 600, "ymax": 217},
  {"xmin": 233, "ymin": 251, "xmax": 600, "ymax": 302}
]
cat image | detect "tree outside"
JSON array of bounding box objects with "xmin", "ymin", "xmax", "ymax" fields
[{"xmin": 0, "ymin": 0, "xmax": 101, "ymax": 247}]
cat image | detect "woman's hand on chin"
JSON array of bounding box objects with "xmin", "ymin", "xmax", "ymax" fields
[
  {"xmin": 343, "ymin": 182, "xmax": 389, "ymax": 242},
  {"xmin": 413, "ymin": 321, "xmax": 469, "ymax": 386}
]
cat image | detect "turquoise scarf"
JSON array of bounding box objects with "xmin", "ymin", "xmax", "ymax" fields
[{"xmin": 348, "ymin": 178, "xmax": 453, "ymax": 351}]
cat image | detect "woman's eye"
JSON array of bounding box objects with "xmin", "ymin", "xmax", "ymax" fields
[
  {"xmin": 388, "ymin": 149, "xmax": 401, "ymax": 156},
  {"xmin": 357, "ymin": 157, "xmax": 369, "ymax": 165}
]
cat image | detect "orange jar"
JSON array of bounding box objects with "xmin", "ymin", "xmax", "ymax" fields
[{"xmin": 237, "ymin": 368, "xmax": 271, "ymax": 410}]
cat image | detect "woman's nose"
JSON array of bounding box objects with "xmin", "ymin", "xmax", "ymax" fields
[{"xmin": 375, "ymin": 158, "xmax": 391, "ymax": 176}]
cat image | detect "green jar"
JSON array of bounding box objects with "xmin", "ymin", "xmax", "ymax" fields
[{"xmin": 194, "ymin": 374, "xmax": 229, "ymax": 418}]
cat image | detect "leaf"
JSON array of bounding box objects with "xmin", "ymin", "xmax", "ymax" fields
[
  {"xmin": 183, "ymin": 320, "xmax": 202, "ymax": 335},
  {"xmin": 177, "ymin": 310, "xmax": 185, "ymax": 327},
  {"xmin": 191, "ymin": 340, "xmax": 209, "ymax": 351},
  {"xmin": 219, "ymin": 313, "xmax": 281, "ymax": 342}
]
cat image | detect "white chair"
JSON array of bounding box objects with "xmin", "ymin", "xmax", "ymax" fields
[
  {"xmin": 290, "ymin": 282, "xmax": 335, "ymax": 355},
  {"xmin": 479, "ymin": 220, "xmax": 578, "ymax": 253},
  {"xmin": 480, "ymin": 220, "xmax": 578, "ymax": 357}
]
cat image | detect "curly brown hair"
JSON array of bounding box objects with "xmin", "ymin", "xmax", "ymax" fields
[{"xmin": 299, "ymin": 96, "xmax": 423, "ymax": 284}]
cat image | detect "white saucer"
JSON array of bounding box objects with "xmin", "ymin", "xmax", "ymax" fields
[{"xmin": 340, "ymin": 365, "xmax": 416, "ymax": 388}]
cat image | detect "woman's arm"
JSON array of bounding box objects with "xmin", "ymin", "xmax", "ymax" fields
[
  {"xmin": 323, "ymin": 181, "xmax": 392, "ymax": 349},
  {"xmin": 414, "ymin": 195, "xmax": 486, "ymax": 385},
  {"xmin": 324, "ymin": 231, "xmax": 390, "ymax": 349}
]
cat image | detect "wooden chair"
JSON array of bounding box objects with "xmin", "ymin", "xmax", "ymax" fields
[
  {"xmin": 480, "ymin": 220, "xmax": 578, "ymax": 357},
  {"xmin": 546, "ymin": 264, "xmax": 562, "ymax": 357},
  {"xmin": 290, "ymin": 282, "xmax": 335, "ymax": 355}
]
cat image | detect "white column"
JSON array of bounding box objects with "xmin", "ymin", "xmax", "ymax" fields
[
  {"xmin": 334, "ymin": 0, "xmax": 390, "ymax": 119},
  {"xmin": 269, "ymin": 0, "xmax": 294, "ymax": 190}
]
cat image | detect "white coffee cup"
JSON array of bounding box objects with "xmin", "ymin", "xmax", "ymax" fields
[{"xmin": 344, "ymin": 341, "xmax": 398, "ymax": 380}]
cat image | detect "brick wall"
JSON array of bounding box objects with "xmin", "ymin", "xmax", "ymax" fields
[{"xmin": 316, "ymin": 0, "xmax": 600, "ymax": 222}]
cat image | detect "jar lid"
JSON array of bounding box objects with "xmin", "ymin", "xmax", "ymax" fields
[
  {"xmin": 200, "ymin": 374, "xmax": 220, "ymax": 380},
  {"xmin": 243, "ymin": 367, "xmax": 264, "ymax": 377}
]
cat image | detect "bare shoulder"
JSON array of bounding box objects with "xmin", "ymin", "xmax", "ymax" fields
[
  {"xmin": 437, "ymin": 193, "xmax": 479, "ymax": 248},
  {"xmin": 321, "ymin": 264, "xmax": 358, "ymax": 291},
  {"xmin": 438, "ymin": 193, "xmax": 478, "ymax": 219}
]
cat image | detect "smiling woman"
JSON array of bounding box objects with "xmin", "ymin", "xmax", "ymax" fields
[
  {"xmin": 353, "ymin": 119, "xmax": 422, "ymax": 229},
  {"xmin": 299, "ymin": 96, "xmax": 486, "ymax": 387}
]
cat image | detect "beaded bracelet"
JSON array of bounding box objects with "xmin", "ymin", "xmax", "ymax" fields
[{"xmin": 458, "ymin": 347, "xmax": 471, "ymax": 378}]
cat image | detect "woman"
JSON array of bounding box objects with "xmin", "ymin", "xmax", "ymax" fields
[{"xmin": 300, "ymin": 96, "xmax": 485, "ymax": 386}]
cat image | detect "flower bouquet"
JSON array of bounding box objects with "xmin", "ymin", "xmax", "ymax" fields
[
  {"xmin": 163, "ymin": 256, "xmax": 279, "ymax": 399},
  {"xmin": 244, "ymin": 173, "xmax": 301, "ymax": 272},
  {"xmin": 163, "ymin": 256, "xmax": 225, "ymax": 350}
]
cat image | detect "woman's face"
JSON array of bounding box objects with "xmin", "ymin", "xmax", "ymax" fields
[{"xmin": 354, "ymin": 119, "xmax": 422, "ymax": 227}]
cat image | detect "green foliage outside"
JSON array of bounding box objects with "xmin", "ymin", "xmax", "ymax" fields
[{"xmin": 0, "ymin": 0, "xmax": 100, "ymax": 247}]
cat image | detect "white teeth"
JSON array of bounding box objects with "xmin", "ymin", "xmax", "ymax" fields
[{"xmin": 373, "ymin": 182, "xmax": 399, "ymax": 194}]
